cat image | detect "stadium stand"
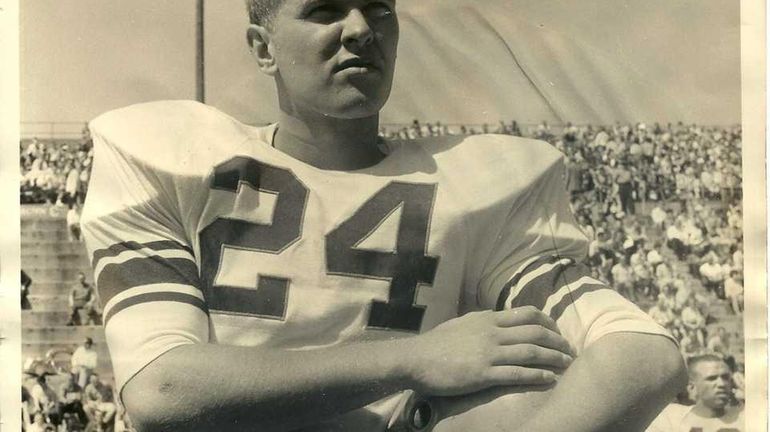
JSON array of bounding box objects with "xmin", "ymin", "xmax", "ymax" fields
[{"xmin": 20, "ymin": 121, "xmax": 744, "ymax": 431}]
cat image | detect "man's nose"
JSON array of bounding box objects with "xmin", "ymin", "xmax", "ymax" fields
[{"xmin": 341, "ymin": 9, "xmax": 374, "ymax": 49}]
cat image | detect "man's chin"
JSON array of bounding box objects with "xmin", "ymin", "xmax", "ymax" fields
[
  {"xmin": 709, "ymin": 395, "xmax": 731, "ymax": 409},
  {"xmin": 321, "ymin": 97, "xmax": 387, "ymax": 120}
]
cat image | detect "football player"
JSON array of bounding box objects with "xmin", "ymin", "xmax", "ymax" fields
[
  {"xmin": 81, "ymin": 0, "xmax": 686, "ymax": 431},
  {"xmin": 646, "ymin": 354, "xmax": 744, "ymax": 432}
]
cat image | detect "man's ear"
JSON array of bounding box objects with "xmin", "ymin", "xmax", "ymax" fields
[
  {"xmin": 686, "ymin": 382, "xmax": 696, "ymax": 401},
  {"xmin": 247, "ymin": 24, "xmax": 277, "ymax": 76}
]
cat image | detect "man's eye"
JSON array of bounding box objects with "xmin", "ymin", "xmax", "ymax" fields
[
  {"xmin": 306, "ymin": 5, "xmax": 343, "ymax": 23},
  {"xmin": 364, "ymin": 2, "xmax": 394, "ymax": 19}
]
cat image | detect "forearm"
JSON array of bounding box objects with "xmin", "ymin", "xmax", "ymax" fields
[
  {"xmin": 123, "ymin": 338, "xmax": 415, "ymax": 432},
  {"xmin": 518, "ymin": 332, "xmax": 686, "ymax": 432},
  {"xmin": 430, "ymin": 333, "xmax": 685, "ymax": 432}
]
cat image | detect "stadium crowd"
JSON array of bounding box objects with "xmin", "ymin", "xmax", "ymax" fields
[
  {"xmin": 21, "ymin": 120, "xmax": 744, "ymax": 430},
  {"xmin": 21, "ymin": 363, "xmax": 133, "ymax": 432}
]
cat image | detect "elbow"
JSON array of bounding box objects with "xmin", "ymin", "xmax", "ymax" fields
[
  {"xmin": 122, "ymin": 379, "xmax": 174, "ymax": 432},
  {"xmin": 122, "ymin": 367, "xmax": 198, "ymax": 432}
]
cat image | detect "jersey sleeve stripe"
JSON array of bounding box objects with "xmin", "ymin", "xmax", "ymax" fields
[
  {"xmin": 541, "ymin": 275, "xmax": 607, "ymax": 313},
  {"xmin": 92, "ymin": 240, "xmax": 194, "ymax": 267},
  {"xmin": 547, "ymin": 283, "xmax": 607, "ymax": 321},
  {"xmin": 97, "ymin": 256, "xmax": 201, "ymax": 307},
  {"xmin": 102, "ymin": 283, "xmax": 205, "ymax": 318},
  {"xmin": 104, "ymin": 291, "xmax": 208, "ymax": 324},
  {"xmin": 509, "ymin": 257, "xmax": 581, "ymax": 310},
  {"xmin": 495, "ymin": 255, "xmax": 560, "ymax": 310},
  {"xmin": 94, "ymin": 248, "xmax": 194, "ymax": 283}
]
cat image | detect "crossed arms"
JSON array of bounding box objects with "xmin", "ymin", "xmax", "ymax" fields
[{"xmin": 120, "ymin": 307, "xmax": 684, "ymax": 432}]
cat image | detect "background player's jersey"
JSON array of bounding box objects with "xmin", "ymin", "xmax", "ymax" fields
[
  {"xmin": 646, "ymin": 404, "xmax": 745, "ymax": 432},
  {"xmin": 82, "ymin": 100, "xmax": 670, "ymax": 430}
]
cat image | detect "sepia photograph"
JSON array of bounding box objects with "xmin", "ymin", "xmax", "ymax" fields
[{"xmin": 2, "ymin": 0, "xmax": 767, "ymax": 431}]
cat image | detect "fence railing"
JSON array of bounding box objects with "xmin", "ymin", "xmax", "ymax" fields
[
  {"xmin": 21, "ymin": 121, "xmax": 566, "ymax": 140},
  {"xmin": 22, "ymin": 121, "xmax": 740, "ymax": 140},
  {"xmin": 21, "ymin": 122, "xmax": 88, "ymax": 140}
]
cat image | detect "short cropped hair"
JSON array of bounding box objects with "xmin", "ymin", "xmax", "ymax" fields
[
  {"xmin": 245, "ymin": 0, "xmax": 284, "ymax": 26},
  {"xmin": 686, "ymin": 353, "xmax": 726, "ymax": 380}
]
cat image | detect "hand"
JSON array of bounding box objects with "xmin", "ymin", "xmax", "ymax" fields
[{"xmin": 405, "ymin": 306, "xmax": 574, "ymax": 397}]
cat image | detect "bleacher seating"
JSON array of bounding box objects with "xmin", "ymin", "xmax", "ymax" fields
[{"xmin": 21, "ymin": 206, "xmax": 113, "ymax": 381}]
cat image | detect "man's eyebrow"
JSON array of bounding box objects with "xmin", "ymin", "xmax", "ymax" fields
[{"xmin": 298, "ymin": 0, "xmax": 327, "ymax": 9}]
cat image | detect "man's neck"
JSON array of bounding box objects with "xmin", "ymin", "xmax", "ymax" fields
[
  {"xmin": 692, "ymin": 402, "xmax": 726, "ymax": 418},
  {"xmin": 274, "ymin": 110, "xmax": 384, "ymax": 171}
]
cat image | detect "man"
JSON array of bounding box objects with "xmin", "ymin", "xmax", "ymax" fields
[
  {"xmin": 705, "ymin": 327, "xmax": 730, "ymax": 357},
  {"xmin": 667, "ymin": 217, "xmax": 689, "ymax": 259},
  {"xmin": 71, "ymin": 337, "xmax": 98, "ymax": 389},
  {"xmin": 59, "ymin": 372, "xmax": 88, "ymax": 428},
  {"xmin": 29, "ymin": 375, "xmax": 60, "ymax": 428},
  {"xmin": 68, "ymin": 272, "xmax": 98, "ymax": 325},
  {"xmin": 81, "ymin": 1, "xmax": 684, "ymax": 431},
  {"xmin": 699, "ymin": 253, "xmax": 727, "ymax": 299},
  {"xmin": 21, "ymin": 269, "xmax": 32, "ymax": 310},
  {"xmin": 27, "ymin": 413, "xmax": 55, "ymax": 432},
  {"xmin": 65, "ymin": 161, "xmax": 81, "ymax": 205},
  {"xmin": 84, "ymin": 374, "xmax": 117, "ymax": 429},
  {"xmin": 22, "ymin": 385, "xmax": 32, "ymax": 431},
  {"xmin": 614, "ymin": 162, "xmax": 635, "ymax": 215},
  {"xmin": 647, "ymin": 354, "xmax": 744, "ymax": 431},
  {"xmin": 647, "ymin": 298, "xmax": 675, "ymax": 329},
  {"xmin": 67, "ymin": 202, "xmax": 82, "ymax": 242},
  {"xmin": 724, "ymin": 269, "xmax": 744, "ymax": 314},
  {"xmin": 611, "ymin": 256, "xmax": 636, "ymax": 301}
]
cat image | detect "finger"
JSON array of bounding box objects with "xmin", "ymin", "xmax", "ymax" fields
[
  {"xmin": 496, "ymin": 325, "xmax": 574, "ymax": 356},
  {"xmin": 494, "ymin": 306, "xmax": 560, "ymax": 333},
  {"xmin": 486, "ymin": 366, "xmax": 559, "ymax": 387},
  {"xmin": 492, "ymin": 344, "xmax": 573, "ymax": 369}
]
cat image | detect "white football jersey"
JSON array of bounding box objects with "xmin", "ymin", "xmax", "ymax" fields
[
  {"xmin": 647, "ymin": 403, "xmax": 744, "ymax": 432},
  {"xmin": 82, "ymin": 100, "xmax": 670, "ymax": 430}
]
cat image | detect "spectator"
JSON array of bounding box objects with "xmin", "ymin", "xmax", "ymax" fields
[
  {"xmin": 655, "ymin": 262, "xmax": 674, "ymax": 293},
  {"xmin": 724, "ymin": 269, "xmax": 744, "ymax": 314},
  {"xmin": 657, "ymin": 283, "xmax": 678, "ymax": 312},
  {"xmin": 21, "ymin": 269, "xmax": 32, "ymax": 310},
  {"xmin": 84, "ymin": 374, "xmax": 117, "ymax": 430},
  {"xmin": 85, "ymin": 410, "xmax": 112, "ymax": 432},
  {"xmin": 64, "ymin": 161, "xmax": 81, "ymax": 205},
  {"xmin": 71, "ymin": 337, "xmax": 98, "ymax": 389},
  {"xmin": 648, "ymin": 298, "xmax": 675, "ymax": 328},
  {"xmin": 610, "ymin": 256, "xmax": 635, "ymax": 301},
  {"xmin": 674, "ymin": 280, "xmax": 695, "ymax": 311},
  {"xmin": 646, "ymin": 241, "xmax": 664, "ymax": 267},
  {"xmin": 666, "ymin": 218, "xmax": 689, "ymax": 259},
  {"xmin": 67, "ymin": 272, "xmax": 99, "ymax": 326},
  {"xmin": 29, "ymin": 375, "xmax": 60, "ymax": 427},
  {"xmin": 700, "ymin": 253, "xmax": 727, "ymax": 299},
  {"xmin": 681, "ymin": 296, "xmax": 707, "ymax": 333},
  {"xmin": 27, "ymin": 413, "xmax": 55, "ymax": 432},
  {"xmin": 732, "ymin": 362, "xmax": 745, "ymax": 403},
  {"xmin": 67, "ymin": 203, "xmax": 82, "ymax": 242},
  {"xmin": 22, "ymin": 386, "xmax": 32, "ymax": 431},
  {"xmin": 647, "ymin": 354, "xmax": 744, "ymax": 431},
  {"xmin": 706, "ymin": 327, "xmax": 731, "ymax": 356},
  {"xmin": 679, "ymin": 328, "xmax": 703, "ymax": 358},
  {"xmin": 59, "ymin": 372, "xmax": 88, "ymax": 427},
  {"xmin": 730, "ymin": 242, "xmax": 744, "ymax": 272}
]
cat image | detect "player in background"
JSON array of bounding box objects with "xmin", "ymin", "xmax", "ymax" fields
[
  {"xmin": 81, "ymin": 0, "xmax": 685, "ymax": 430},
  {"xmin": 646, "ymin": 354, "xmax": 744, "ymax": 432}
]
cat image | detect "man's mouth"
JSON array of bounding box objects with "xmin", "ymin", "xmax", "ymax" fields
[{"xmin": 334, "ymin": 57, "xmax": 379, "ymax": 73}]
